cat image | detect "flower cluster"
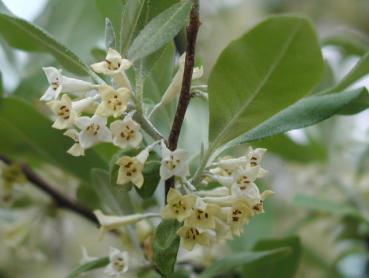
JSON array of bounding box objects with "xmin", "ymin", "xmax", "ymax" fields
[
  {"xmin": 39, "ymin": 48, "xmax": 142, "ymax": 157},
  {"xmin": 40, "ymin": 46, "xmax": 273, "ymax": 274},
  {"xmin": 162, "ymin": 147, "xmax": 273, "ymax": 251}
]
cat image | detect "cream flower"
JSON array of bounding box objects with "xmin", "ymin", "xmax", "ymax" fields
[
  {"xmin": 94, "ymin": 210, "xmax": 158, "ymax": 236},
  {"xmin": 47, "ymin": 94, "xmax": 76, "ymax": 129},
  {"xmin": 217, "ymin": 156, "xmax": 249, "ymax": 175},
  {"xmin": 196, "ymin": 186, "xmax": 230, "ymax": 197},
  {"xmin": 149, "ymin": 53, "xmax": 203, "ymax": 117},
  {"xmin": 160, "ymin": 141, "xmax": 189, "ymax": 180},
  {"xmin": 225, "ymin": 198, "xmax": 253, "ymax": 237},
  {"xmin": 64, "ymin": 129, "xmax": 85, "ymax": 156},
  {"xmin": 47, "ymin": 95, "xmax": 96, "ymax": 130},
  {"xmin": 232, "ymin": 166, "xmax": 260, "ymax": 191},
  {"xmin": 91, "ymin": 48, "xmax": 132, "ymax": 75},
  {"xmin": 211, "ymin": 174, "xmax": 234, "ymax": 187},
  {"xmin": 104, "ymin": 247, "xmax": 129, "ymax": 277},
  {"xmin": 208, "ymin": 155, "xmax": 245, "ymax": 180},
  {"xmin": 231, "ymin": 181, "xmax": 261, "ymax": 205},
  {"xmin": 251, "ymin": 190, "xmax": 274, "ymax": 214},
  {"xmin": 110, "ymin": 112, "xmax": 142, "ymax": 148},
  {"xmin": 162, "ymin": 188, "xmax": 196, "ymax": 222},
  {"xmin": 96, "ymin": 85, "xmax": 130, "ymax": 118},
  {"xmin": 116, "ymin": 148, "xmax": 149, "ymax": 188},
  {"xmin": 214, "ymin": 218, "xmax": 233, "ymax": 240},
  {"xmin": 177, "ymin": 226, "xmax": 211, "ymax": 251},
  {"xmin": 185, "ymin": 202, "xmax": 220, "ymax": 229},
  {"xmin": 40, "ymin": 67, "xmax": 96, "ymax": 101},
  {"xmin": 247, "ymin": 147, "xmax": 267, "ymax": 177},
  {"xmin": 76, "ymin": 115, "xmax": 112, "ymax": 149}
]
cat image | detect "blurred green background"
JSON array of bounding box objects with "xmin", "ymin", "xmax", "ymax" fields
[{"xmin": 1, "ymin": 0, "xmax": 369, "ymax": 277}]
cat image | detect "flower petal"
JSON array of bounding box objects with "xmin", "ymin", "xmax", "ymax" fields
[
  {"xmin": 75, "ymin": 116, "xmax": 91, "ymax": 130},
  {"xmin": 79, "ymin": 130, "xmax": 97, "ymax": 149}
]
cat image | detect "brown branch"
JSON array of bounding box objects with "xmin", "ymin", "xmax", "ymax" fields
[
  {"xmin": 165, "ymin": 0, "xmax": 200, "ymax": 200},
  {"xmin": 0, "ymin": 155, "xmax": 98, "ymax": 225}
]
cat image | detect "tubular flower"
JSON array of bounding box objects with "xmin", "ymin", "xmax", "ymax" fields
[
  {"xmin": 47, "ymin": 94, "xmax": 76, "ymax": 130},
  {"xmin": 40, "ymin": 67, "xmax": 96, "ymax": 101},
  {"xmin": 91, "ymin": 48, "xmax": 132, "ymax": 75},
  {"xmin": 208, "ymin": 155, "xmax": 248, "ymax": 183},
  {"xmin": 196, "ymin": 186, "xmax": 230, "ymax": 197},
  {"xmin": 177, "ymin": 226, "xmax": 211, "ymax": 251},
  {"xmin": 247, "ymin": 147, "xmax": 267, "ymax": 177},
  {"xmin": 104, "ymin": 247, "xmax": 129, "ymax": 277},
  {"xmin": 76, "ymin": 115, "xmax": 112, "ymax": 149},
  {"xmin": 217, "ymin": 156, "xmax": 249, "ymax": 175},
  {"xmin": 162, "ymin": 188, "xmax": 197, "ymax": 222},
  {"xmin": 160, "ymin": 141, "xmax": 189, "ymax": 180},
  {"xmin": 116, "ymin": 148, "xmax": 149, "ymax": 188},
  {"xmin": 185, "ymin": 202, "xmax": 221, "ymax": 229},
  {"xmin": 150, "ymin": 53, "xmax": 203, "ymax": 116},
  {"xmin": 47, "ymin": 95, "xmax": 96, "ymax": 130},
  {"xmin": 110, "ymin": 112, "xmax": 142, "ymax": 149},
  {"xmin": 251, "ymin": 190, "xmax": 274, "ymax": 214},
  {"xmin": 225, "ymin": 198, "xmax": 253, "ymax": 237},
  {"xmin": 96, "ymin": 85, "xmax": 130, "ymax": 118},
  {"xmin": 232, "ymin": 166, "xmax": 260, "ymax": 191},
  {"xmin": 94, "ymin": 210, "xmax": 157, "ymax": 236},
  {"xmin": 63, "ymin": 129, "xmax": 85, "ymax": 156}
]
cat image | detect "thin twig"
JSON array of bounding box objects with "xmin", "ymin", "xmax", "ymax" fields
[
  {"xmin": 165, "ymin": 0, "xmax": 200, "ymax": 200},
  {"xmin": 0, "ymin": 155, "xmax": 98, "ymax": 225}
]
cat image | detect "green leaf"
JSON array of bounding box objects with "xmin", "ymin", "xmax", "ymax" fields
[
  {"xmin": 311, "ymin": 60, "xmax": 336, "ymax": 94},
  {"xmin": 0, "ymin": 97, "xmax": 106, "ymax": 182},
  {"xmin": 105, "ymin": 17, "xmax": 117, "ymax": 50},
  {"xmin": 128, "ymin": 2, "xmax": 191, "ymax": 61},
  {"xmin": 0, "ymin": 0, "xmax": 96, "ymax": 77},
  {"xmin": 153, "ymin": 219, "xmax": 182, "ymax": 276},
  {"xmin": 77, "ymin": 183, "xmax": 102, "ymax": 211},
  {"xmin": 199, "ymin": 248, "xmax": 291, "ymax": 278},
  {"xmin": 226, "ymin": 87, "xmax": 369, "ymax": 147},
  {"xmin": 120, "ymin": 0, "xmax": 147, "ymax": 55},
  {"xmin": 91, "ymin": 47, "xmax": 107, "ymax": 61},
  {"xmin": 90, "ymin": 168, "xmax": 133, "ymax": 214},
  {"xmin": 140, "ymin": 42, "xmax": 175, "ymax": 102},
  {"xmin": 208, "ymin": 15, "xmax": 323, "ymax": 147},
  {"xmin": 243, "ymin": 237, "xmax": 301, "ymax": 278},
  {"xmin": 143, "ymin": 43, "xmax": 176, "ymax": 134},
  {"xmin": 95, "ymin": 0, "xmax": 123, "ymax": 35},
  {"xmin": 254, "ymin": 134, "xmax": 326, "ymax": 163},
  {"xmin": 120, "ymin": 0, "xmax": 180, "ymax": 55},
  {"xmin": 293, "ymin": 194, "xmax": 362, "ymax": 218},
  {"xmin": 35, "ymin": 0, "xmax": 105, "ymax": 60},
  {"xmin": 67, "ymin": 257, "xmax": 109, "ymax": 278},
  {"xmin": 324, "ymin": 52, "xmax": 369, "ymax": 94}
]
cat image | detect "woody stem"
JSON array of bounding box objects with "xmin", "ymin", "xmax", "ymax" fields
[{"xmin": 165, "ymin": 0, "xmax": 200, "ymax": 202}]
